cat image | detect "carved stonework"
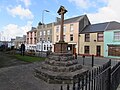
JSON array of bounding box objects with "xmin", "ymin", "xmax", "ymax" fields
[
  {"xmin": 54, "ymin": 42, "xmax": 68, "ymax": 53},
  {"xmin": 34, "ymin": 53, "xmax": 89, "ymax": 84}
]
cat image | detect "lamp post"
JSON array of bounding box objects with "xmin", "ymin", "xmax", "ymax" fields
[
  {"xmin": 41, "ymin": 10, "xmax": 49, "ymax": 54},
  {"xmin": 42, "ymin": 10, "xmax": 50, "ymax": 25}
]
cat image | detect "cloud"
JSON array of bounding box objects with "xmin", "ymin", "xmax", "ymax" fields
[
  {"xmin": 1, "ymin": 21, "xmax": 32, "ymax": 41},
  {"xmin": 68, "ymin": 0, "xmax": 90, "ymax": 9},
  {"xmin": 68, "ymin": 0, "xmax": 98, "ymax": 9},
  {"xmin": 87, "ymin": 0, "xmax": 120, "ymax": 24},
  {"xmin": 20, "ymin": 0, "xmax": 31, "ymax": 8},
  {"xmin": 68, "ymin": 0, "xmax": 120, "ymax": 24},
  {"xmin": 7, "ymin": 5, "xmax": 34, "ymax": 20}
]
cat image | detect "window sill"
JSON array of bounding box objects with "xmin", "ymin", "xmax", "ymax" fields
[{"xmin": 113, "ymin": 40, "xmax": 120, "ymax": 42}]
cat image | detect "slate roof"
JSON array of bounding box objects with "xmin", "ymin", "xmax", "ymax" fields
[
  {"xmin": 55, "ymin": 15, "xmax": 86, "ymax": 25},
  {"xmin": 106, "ymin": 21, "xmax": 120, "ymax": 31},
  {"xmin": 80, "ymin": 21, "xmax": 120, "ymax": 34}
]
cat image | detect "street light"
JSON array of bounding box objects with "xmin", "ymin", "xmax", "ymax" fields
[
  {"xmin": 41, "ymin": 10, "xmax": 50, "ymax": 53},
  {"xmin": 42, "ymin": 10, "xmax": 50, "ymax": 24}
]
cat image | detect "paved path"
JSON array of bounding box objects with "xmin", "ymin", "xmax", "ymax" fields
[
  {"xmin": 0, "ymin": 62, "xmax": 67, "ymax": 90},
  {"xmin": 0, "ymin": 52, "xmax": 28, "ymax": 68}
]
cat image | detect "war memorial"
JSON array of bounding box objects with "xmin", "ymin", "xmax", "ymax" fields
[{"xmin": 34, "ymin": 6, "xmax": 89, "ymax": 84}]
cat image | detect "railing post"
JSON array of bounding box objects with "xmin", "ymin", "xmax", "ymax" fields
[
  {"xmin": 92, "ymin": 55, "xmax": 94, "ymax": 67},
  {"xmin": 77, "ymin": 78, "xmax": 80, "ymax": 90},
  {"xmin": 82, "ymin": 55, "xmax": 85, "ymax": 65},
  {"xmin": 73, "ymin": 81, "xmax": 75, "ymax": 90},
  {"xmin": 108, "ymin": 59, "xmax": 111, "ymax": 90},
  {"xmin": 67, "ymin": 84, "xmax": 69, "ymax": 90},
  {"xmin": 60, "ymin": 85, "xmax": 63, "ymax": 90}
]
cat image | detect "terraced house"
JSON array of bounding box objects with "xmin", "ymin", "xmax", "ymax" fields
[
  {"xmin": 53, "ymin": 15, "xmax": 90, "ymax": 54},
  {"xmin": 79, "ymin": 22, "xmax": 107, "ymax": 57},
  {"xmin": 36, "ymin": 22, "xmax": 54, "ymax": 51},
  {"xmin": 26, "ymin": 27, "xmax": 37, "ymax": 51},
  {"xmin": 104, "ymin": 21, "xmax": 120, "ymax": 58},
  {"xmin": 79, "ymin": 21, "xmax": 120, "ymax": 58}
]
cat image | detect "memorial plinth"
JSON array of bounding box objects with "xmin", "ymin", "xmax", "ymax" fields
[
  {"xmin": 34, "ymin": 6, "xmax": 89, "ymax": 84},
  {"xmin": 34, "ymin": 53, "xmax": 88, "ymax": 84},
  {"xmin": 54, "ymin": 42, "xmax": 68, "ymax": 53}
]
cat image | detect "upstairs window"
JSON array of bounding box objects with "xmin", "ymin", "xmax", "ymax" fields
[
  {"xmin": 40, "ymin": 31, "xmax": 42, "ymax": 36},
  {"xmin": 56, "ymin": 35, "xmax": 59, "ymax": 41},
  {"xmin": 70, "ymin": 24, "xmax": 74, "ymax": 32},
  {"xmin": 70, "ymin": 34, "xmax": 73, "ymax": 41},
  {"xmin": 40, "ymin": 38, "xmax": 42, "ymax": 41},
  {"xmin": 56, "ymin": 26, "xmax": 59, "ymax": 33},
  {"xmin": 63, "ymin": 35, "xmax": 66, "ymax": 41},
  {"xmin": 85, "ymin": 34, "xmax": 90, "ymax": 42},
  {"xmin": 47, "ymin": 37, "xmax": 50, "ymax": 41},
  {"xmin": 114, "ymin": 31, "xmax": 120, "ymax": 41},
  {"xmin": 97, "ymin": 33, "xmax": 103, "ymax": 42},
  {"xmin": 43, "ymin": 31, "xmax": 46, "ymax": 35},
  {"xmin": 47, "ymin": 30, "xmax": 50, "ymax": 35}
]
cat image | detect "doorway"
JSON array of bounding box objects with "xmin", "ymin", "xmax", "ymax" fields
[{"xmin": 96, "ymin": 46, "xmax": 101, "ymax": 56}]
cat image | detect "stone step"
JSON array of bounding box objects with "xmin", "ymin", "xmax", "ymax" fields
[
  {"xmin": 34, "ymin": 66, "xmax": 88, "ymax": 84},
  {"xmin": 45, "ymin": 59, "xmax": 78, "ymax": 66},
  {"xmin": 48, "ymin": 53, "xmax": 74, "ymax": 61},
  {"xmin": 41, "ymin": 63, "xmax": 82, "ymax": 72}
]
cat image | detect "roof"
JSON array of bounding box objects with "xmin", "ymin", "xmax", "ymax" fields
[
  {"xmin": 55, "ymin": 15, "xmax": 86, "ymax": 25},
  {"xmin": 80, "ymin": 21, "xmax": 120, "ymax": 34},
  {"xmin": 27, "ymin": 27, "xmax": 37, "ymax": 33},
  {"xmin": 106, "ymin": 21, "xmax": 120, "ymax": 31}
]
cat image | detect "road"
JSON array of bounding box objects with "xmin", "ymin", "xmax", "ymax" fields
[{"xmin": 77, "ymin": 55, "xmax": 119, "ymax": 67}]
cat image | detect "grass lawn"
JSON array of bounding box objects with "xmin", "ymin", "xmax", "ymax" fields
[{"xmin": 14, "ymin": 54, "xmax": 46, "ymax": 62}]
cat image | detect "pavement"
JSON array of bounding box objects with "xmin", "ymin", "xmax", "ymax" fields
[{"xmin": 0, "ymin": 52, "xmax": 120, "ymax": 90}]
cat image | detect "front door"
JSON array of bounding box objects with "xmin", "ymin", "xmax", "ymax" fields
[{"xmin": 96, "ymin": 46, "xmax": 101, "ymax": 56}]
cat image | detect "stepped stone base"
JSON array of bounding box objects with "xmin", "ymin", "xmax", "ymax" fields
[{"xmin": 34, "ymin": 53, "xmax": 89, "ymax": 84}]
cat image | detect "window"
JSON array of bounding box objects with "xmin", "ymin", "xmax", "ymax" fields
[
  {"xmin": 47, "ymin": 45, "xmax": 49, "ymax": 50},
  {"xmin": 63, "ymin": 35, "xmax": 65, "ymax": 41},
  {"xmin": 56, "ymin": 26, "xmax": 59, "ymax": 33},
  {"xmin": 47, "ymin": 30, "xmax": 50, "ymax": 35},
  {"xmin": 44, "ymin": 45, "xmax": 46, "ymax": 50},
  {"xmin": 39, "ymin": 45, "xmax": 41, "ymax": 50},
  {"xmin": 64, "ymin": 25, "xmax": 66, "ymax": 32},
  {"xmin": 27, "ymin": 38, "xmax": 29, "ymax": 44},
  {"xmin": 40, "ymin": 31, "xmax": 42, "ymax": 36},
  {"xmin": 108, "ymin": 45, "xmax": 120, "ymax": 56},
  {"xmin": 56, "ymin": 35, "xmax": 59, "ymax": 41},
  {"xmin": 34, "ymin": 32, "xmax": 36, "ymax": 37},
  {"xmin": 43, "ymin": 31, "xmax": 46, "ymax": 35},
  {"xmin": 114, "ymin": 32, "xmax": 120, "ymax": 41},
  {"xmin": 27, "ymin": 33, "xmax": 29, "ymax": 37},
  {"xmin": 40, "ymin": 38, "xmax": 42, "ymax": 41},
  {"xmin": 34, "ymin": 38, "xmax": 36, "ymax": 44},
  {"xmin": 97, "ymin": 33, "xmax": 103, "ymax": 42},
  {"xmin": 47, "ymin": 37, "xmax": 50, "ymax": 41},
  {"xmin": 84, "ymin": 46, "xmax": 89, "ymax": 54},
  {"xmin": 31, "ymin": 32, "xmax": 32, "ymax": 37},
  {"xmin": 70, "ymin": 24, "xmax": 74, "ymax": 32},
  {"xmin": 85, "ymin": 34, "xmax": 90, "ymax": 42},
  {"xmin": 70, "ymin": 34, "xmax": 73, "ymax": 41}
]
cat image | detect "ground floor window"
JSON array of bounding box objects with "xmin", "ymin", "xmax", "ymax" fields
[
  {"xmin": 108, "ymin": 45, "xmax": 120, "ymax": 56},
  {"xmin": 84, "ymin": 46, "xmax": 89, "ymax": 54}
]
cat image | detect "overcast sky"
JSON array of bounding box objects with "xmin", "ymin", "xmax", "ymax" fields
[{"xmin": 0, "ymin": 0, "xmax": 120, "ymax": 41}]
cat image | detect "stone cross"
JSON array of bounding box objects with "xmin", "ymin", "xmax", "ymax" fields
[{"xmin": 57, "ymin": 6, "xmax": 67, "ymax": 42}]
